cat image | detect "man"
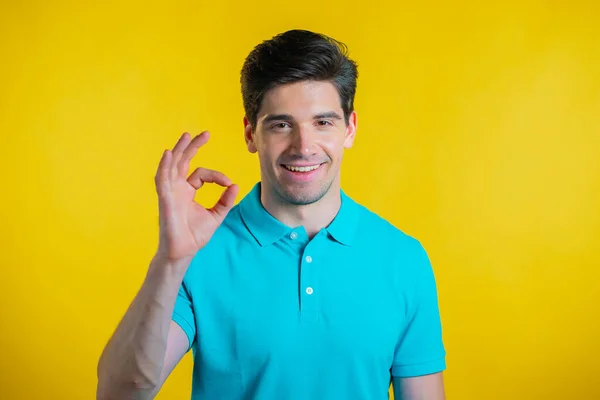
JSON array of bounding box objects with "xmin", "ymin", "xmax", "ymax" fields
[{"xmin": 97, "ymin": 29, "xmax": 446, "ymax": 400}]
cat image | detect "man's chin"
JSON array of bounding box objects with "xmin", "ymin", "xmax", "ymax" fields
[{"xmin": 275, "ymin": 181, "xmax": 332, "ymax": 206}]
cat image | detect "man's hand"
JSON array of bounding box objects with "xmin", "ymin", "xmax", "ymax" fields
[{"xmin": 155, "ymin": 131, "xmax": 239, "ymax": 264}]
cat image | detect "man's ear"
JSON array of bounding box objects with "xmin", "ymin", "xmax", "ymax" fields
[
  {"xmin": 343, "ymin": 110, "xmax": 357, "ymax": 149},
  {"xmin": 243, "ymin": 116, "xmax": 257, "ymax": 153}
]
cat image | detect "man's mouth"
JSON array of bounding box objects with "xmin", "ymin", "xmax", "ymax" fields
[{"xmin": 283, "ymin": 164, "xmax": 323, "ymax": 172}]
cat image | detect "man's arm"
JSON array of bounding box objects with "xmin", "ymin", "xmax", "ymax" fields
[
  {"xmin": 96, "ymin": 131, "xmax": 238, "ymax": 399},
  {"xmin": 393, "ymin": 372, "xmax": 445, "ymax": 400},
  {"xmin": 96, "ymin": 256, "xmax": 190, "ymax": 400}
]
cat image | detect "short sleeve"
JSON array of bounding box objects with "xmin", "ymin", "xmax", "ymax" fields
[
  {"xmin": 172, "ymin": 279, "xmax": 196, "ymax": 352},
  {"xmin": 391, "ymin": 241, "xmax": 446, "ymax": 377}
]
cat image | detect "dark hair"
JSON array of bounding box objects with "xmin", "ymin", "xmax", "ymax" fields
[{"xmin": 240, "ymin": 29, "xmax": 358, "ymax": 128}]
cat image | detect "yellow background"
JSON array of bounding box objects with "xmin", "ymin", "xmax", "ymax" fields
[{"xmin": 1, "ymin": 1, "xmax": 599, "ymax": 399}]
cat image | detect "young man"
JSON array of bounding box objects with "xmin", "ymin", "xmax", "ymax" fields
[{"xmin": 97, "ymin": 29, "xmax": 446, "ymax": 400}]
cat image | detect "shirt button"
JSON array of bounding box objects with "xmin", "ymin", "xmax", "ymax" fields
[
  {"xmin": 306, "ymin": 287, "xmax": 314, "ymax": 295},
  {"xmin": 305, "ymin": 255, "xmax": 312, "ymax": 263},
  {"xmin": 290, "ymin": 232, "xmax": 298, "ymax": 240}
]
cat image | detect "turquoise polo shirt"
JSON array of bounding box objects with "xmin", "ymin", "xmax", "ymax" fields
[{"xmin": 172, "ymin": 182, "xmax": 446, "ymax": 399}]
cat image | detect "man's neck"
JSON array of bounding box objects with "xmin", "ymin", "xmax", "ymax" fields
[{"xmin": 260, "ymin": 184, "xmax": 342, "ymax": 239}]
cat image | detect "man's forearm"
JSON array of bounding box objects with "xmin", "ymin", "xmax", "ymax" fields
[{"xmin": 96, "ymin": 255, "xmax": 189, "ymax": 400}]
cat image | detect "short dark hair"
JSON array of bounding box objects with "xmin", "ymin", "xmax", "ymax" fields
[{"xmin": 240, "ymin": 29, "xmax": 358, "ymax": 128}]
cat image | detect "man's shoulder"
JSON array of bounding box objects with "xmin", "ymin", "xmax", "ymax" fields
[
  {"xmin": 183, "ymin": 204, "xmax": 251, "ymax": 279},
  {"xmin": 351, "ymin": 198, "xmax": 421, "ymax": 249},
  {"xmin": 204, "ymin": 203, "xmax": 255, "ymax": 248},
  {"xmin": 220, "ymin": 202, "xmax": 246, "ymax": 232},
  {"xmin": 350, "ymin": 199, "xmax": 433, "ymax": 283}
]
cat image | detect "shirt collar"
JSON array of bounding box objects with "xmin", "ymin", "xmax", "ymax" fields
[
  {"xmin": 238, "ymin": 182, "xmax": 359, "ymax": 247},
  {"xmin": 326, "ymin": 189, "xmax": 359, "ymax": 246}
]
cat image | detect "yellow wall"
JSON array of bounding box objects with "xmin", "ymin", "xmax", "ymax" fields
[{"xmin": 1, "ymin": 1, "xmax": 599, "ymax": 399}]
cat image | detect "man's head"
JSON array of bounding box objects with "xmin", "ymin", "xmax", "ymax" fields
[{"xmin": 241, "ymin": 29, "xmax": 358, "ymax": 206}]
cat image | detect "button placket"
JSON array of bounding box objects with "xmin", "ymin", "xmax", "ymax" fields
[{"xmin": 299, "ymin": 244, "xmax": 318, "ymax": 319}]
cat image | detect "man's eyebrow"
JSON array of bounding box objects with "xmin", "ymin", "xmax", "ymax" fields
[
  {"xmin": 314, "ymin": 111, "xmax": 343, "ymax": 120},
  {"xmin": 261, "ymin": 111, "xmax": 343, "ymax": 124},
  {"xmin": 262, "ymin": 114, "xmax": 295, "ymax": 124}
]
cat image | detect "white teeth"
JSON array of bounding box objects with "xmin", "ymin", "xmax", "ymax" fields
[{"xmin": 285, "ymin": 164, "xmax": 321, "ymax": 172}]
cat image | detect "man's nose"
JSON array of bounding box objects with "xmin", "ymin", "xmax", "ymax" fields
[{"xmin": 291, "ymin": 125, "xmax": 316, "ymax": 156}]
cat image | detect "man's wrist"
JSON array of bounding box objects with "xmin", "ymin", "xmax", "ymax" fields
[{"xmin": 148, "ymin": 252, "xmax": 192, "ymax": 283}]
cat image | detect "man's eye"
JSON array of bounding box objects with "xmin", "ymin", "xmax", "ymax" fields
[
  {"xmin": 317, "ymin": 120, "xmax": 332, "ymax": 126},
  {"xmin": 271, "ymin": 123, "xmax": 290, "ymax": 130}
]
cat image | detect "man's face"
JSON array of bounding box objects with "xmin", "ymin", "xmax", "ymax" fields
[{"xmin": 244, "ymin": 80, "xmax": 357, "ymax": 205}]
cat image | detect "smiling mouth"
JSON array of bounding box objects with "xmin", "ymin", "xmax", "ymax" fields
[{"xmin": 283, "ymin": 164, "xmax": 323, "ymax": 172}]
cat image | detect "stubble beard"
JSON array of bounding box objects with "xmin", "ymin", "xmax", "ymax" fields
[{"xmin": 273, "ymin": 174, "xmax": 336, "ymax": 206}]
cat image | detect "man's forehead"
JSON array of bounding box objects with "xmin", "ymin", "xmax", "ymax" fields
[{"xmin": 258, "ymin": 81, "xmax": 342, "ymax": 119}]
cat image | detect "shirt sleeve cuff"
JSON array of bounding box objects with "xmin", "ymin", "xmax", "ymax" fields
[
  {"xmin": 392, "ymin": 357, "xmax": 446, "ymax": 378},
  {"xmin": 172, "ymin": 312, "xmax": 195, "ymax": 350}
]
